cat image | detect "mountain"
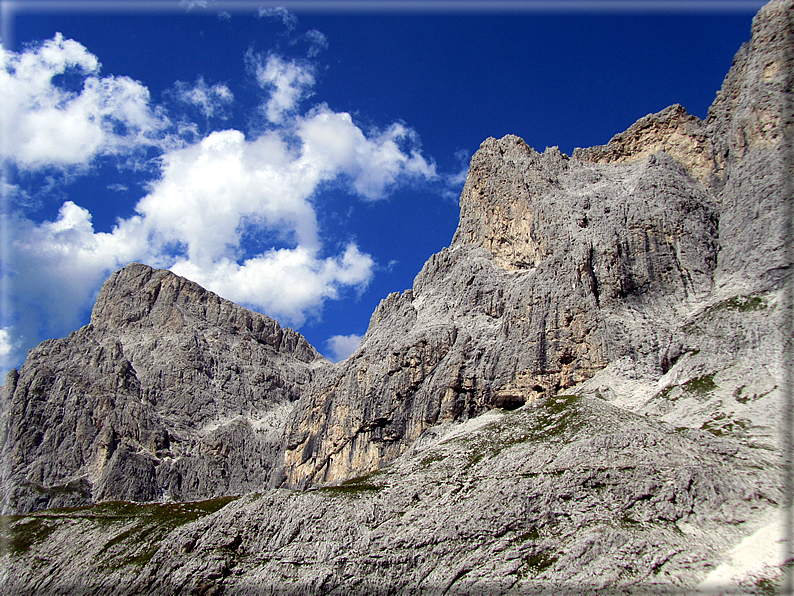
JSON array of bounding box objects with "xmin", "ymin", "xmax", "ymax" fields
[
  {"xmin": 1, "ymin": 264, "xmax": 327, "ymax": 513},
  {"xmin": 2, "ymin": 0, "xmax": 791, "ymax": 593}
]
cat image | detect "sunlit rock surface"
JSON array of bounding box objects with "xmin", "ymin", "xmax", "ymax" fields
[
  {"xmin": 1, "ymin": 264, "xmax": 327, "ymax": 513},
  {"xmin": 2, "ymin": 0, "xmax": 791, "ymax": 593}
]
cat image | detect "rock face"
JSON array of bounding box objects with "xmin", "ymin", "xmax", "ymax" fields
[
  {"xmin": 280, "ymin": 114, "xmax": 725, "ymax": 487},
  {"xmin": 1, "ymin": 264, "xmax": 327, "ymax": 513},
  {"xmin": 278, "ymin": 0, "xmax": 790, "ymax": 488},
  {"xmin": 1, "ymin": 0, "xmax": 791, "ymax": 593},
  {"xmin": 1, "ymin": 399, "xmax": 783, "ymax": 595}
]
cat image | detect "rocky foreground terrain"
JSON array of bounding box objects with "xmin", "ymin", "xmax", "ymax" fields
[{"xmin": 1, "ymin": 0, "xmax": 792, "ymax": 593}]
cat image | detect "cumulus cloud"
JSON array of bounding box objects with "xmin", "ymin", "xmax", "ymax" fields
[
  {"xmin": 171, "ymin": 245, "xmax": 374, "ymax": 326},
  {"xmin": 2, "ymin": 34, "xmax": 438, "ymax": 371},
  {"xmin": 0, "ymin": 33, "xmax": 168, "ymax": 169},
  {"xmin": 251, "ymin": 53, "xmax": 316, "ymax": 123},
  {"xmin": 325, "ymin": 333, "xmax": 363, "ymax": 363},
  {"xmin": 298, "ymin": 109, "xmax": 436, "ymax": 200},
  {"xmin": 134, "ymin": 127, "xmax": 321, "ymax": 267}
]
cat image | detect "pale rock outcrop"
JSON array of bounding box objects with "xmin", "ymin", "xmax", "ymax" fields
[
  {"xmin": 1, "ymin": 264, "xmax": 327, "ymax": 513},
  {"xmin": 1, "ymin": 0, "xmax": 792, "ymax": 593}
]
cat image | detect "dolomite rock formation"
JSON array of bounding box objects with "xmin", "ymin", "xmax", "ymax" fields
[
  {"xmin": 278, "ymin": 0, "xmax": 791, "ymax": 487},
  {"xmin": 1, "ymin": 0, "xmax": 792, "ymax": 593},
  {"xmin": 1, "ymin": 264, "xmax": 327, "ymax": 513},
  {"xmin": 2, "ymin": 398, "xmax": 783, "ymax": 595}
]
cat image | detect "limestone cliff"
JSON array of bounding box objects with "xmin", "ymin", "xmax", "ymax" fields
[
  {"xmin": 1, "ymin": 0, "xmax": 791, "ymax": 593},
  {"xmin": 278, "ymin": 0, "xmax": 790, "ymax": 488},
  {"xmin": 1, "ymin": 264, "xmax": 326, "ymax": 513}
]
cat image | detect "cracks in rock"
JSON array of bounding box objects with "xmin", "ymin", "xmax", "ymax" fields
[{"xmin": 300, "ymin": 405, "xmax": 401, "ymax": 487}]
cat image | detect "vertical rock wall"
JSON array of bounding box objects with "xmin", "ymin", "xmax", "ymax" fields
[{"xmin": 279, "ymin": 0, "xmax": 791, "ymax": 488}]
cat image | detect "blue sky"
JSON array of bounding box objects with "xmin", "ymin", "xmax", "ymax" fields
[{"xmin": 0, "ymin": 0, "xmax": 761, "ymax": 371}]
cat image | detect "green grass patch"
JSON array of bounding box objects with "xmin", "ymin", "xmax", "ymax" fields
[
  {"xmin": 454, "ymin": 395, "xmax": 581, "ymax": 469},
  {"xmin": 683, "ymin": 295, "xmax": 767, "ymax": 333},
  {"xmin": 530, "ymin": 394, "xmax": 579, "ymax": 439},
  {"xmin": 714, "ymin": 295, "xmax": 766, "ymax": 313},
  {"xmin": 516, "ymin": 527, "xmax": 541, "ymax": 542},
  {"xmin": 2, "ymin": 495, "xmax": 238, "ymax": 569},
  {"xmin": 700, "ymin": 415, "xmax": 750, "ymax": 437},
  {"xmin": 683, "ymin": 373, "xmax": 717, "ymax": 397},
  {"xmin": 755, "ymin": 577, "xmax": 779, "ymax": 596},
  {"xmin": 95, "ymin": 496, "xmax": 238, "ymax": 569},
  {"xmin": 4, "ymin": 517, "xmax": 58, "ymax": 556},
  {"xmin": 419, "ymin": 451, "xmax": 446, "ymax": 467},
  {"xmin": 317, "ymin": 471, "xmax": 385, "ymax": 496},
  {"xmin": 660, "ymin": 374, "xmax": 718, "ymax": 402},
  {"xmin": 735, "ymin": 384, "xmax": 778, "ymax": 404},
  {"xmin": 524, "ymin": 550, "xmax": 558, "ymax": 574},
  {"xmin": 318, "ymin": 483, "xmax": 382, "ymax": 495}
]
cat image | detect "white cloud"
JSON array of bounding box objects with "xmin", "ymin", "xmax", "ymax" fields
[
  {"xmin": 0, "ymin": 328, "xmax": 19, "ymax": 373},
  {"xmin": 6, "ymin": 202, "xmax": 145, "ymax": 355},
  {"xmin": 172, "ymin": 77, "xmax": 233, "ymax": 120},
  {"xmin": 135, "ymin": 128, "xmax": 320, "ymax": 264},
  {"xmin": 171, "ymin": 244, "xmax": 374, "ymax": 326},
  {"xmin": 180, "ymin": 0, "xmax": 211, "ymax": 11},
  {"xmin": 252, "ymin": 54, "xmax": 315, "ymax": 123},
  {"xmin": 301, "ymin": 30, "xmax": 329, "ymax": 58},
  {"xmin": 297, "ymin": 109, "xmax": 437, "ymax": 200},
  {"xmin": 0, "ymin": 33, "xmax": 168, "ymax": 169},
  {"xmin": 3, "ymin": 34, "xmax": 437, "ymax": 372},
  {"xmin": 325, "ymin": 333, "xmax": 363, "ymax": 363},
  {"xmin": 258, "ymin": 7, "xmax": 298, "ymax": 30}
]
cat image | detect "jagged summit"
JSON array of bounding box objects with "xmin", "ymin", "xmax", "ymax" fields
[
  {"xmin": 2, "ymin": 0, "xmax": 791, "ymax": 592},
  {"xmin": 572, "ymin": 103, "xmax": 716, "ymax": 186},
  {"xmin": 90, "ymin": 263, "xmax": 321, "ymax": 363},
  {"xmin": 1, "ymin": 262, "xmax": 326, "ymax": 513}
]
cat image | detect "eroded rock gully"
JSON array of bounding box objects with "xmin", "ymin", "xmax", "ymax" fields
[{"xmin": 2, "ymin": 0, "xmax": 791, "ymax": 593}]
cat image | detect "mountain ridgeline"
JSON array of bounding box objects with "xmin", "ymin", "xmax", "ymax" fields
[{"xmin": 2, "ymin": 0, "xmax": 791, "ymax": 593}]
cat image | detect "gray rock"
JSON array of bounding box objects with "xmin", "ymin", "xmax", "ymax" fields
[
  {"xmin": 1, "ymin": 0, "xmax": 791, "ymax": 593},
  {"xmin": 1, "ymin": 263, "xmax": 327, "ymax": 513},
  {"xmin": 1, "ymin": 396, "xmax": 782, "ymax": 595},
  {"xmin": 280, "ymin": 0, "xmax": 790, "ymax": 485}
]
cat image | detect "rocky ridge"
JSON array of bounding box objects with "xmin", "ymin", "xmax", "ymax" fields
[
  {"xmin": 1, "ymin": 0, "xmax": 792, "ymax": 593},
  {"xmin": 1, "ymin": 264, "xmax": 327, "ymax": 513},
  {"xmin": 278, "ymin": 0, "xmax": 791, "ymax": 486}
]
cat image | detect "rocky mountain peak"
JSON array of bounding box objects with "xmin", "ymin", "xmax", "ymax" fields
[
  {"xmin": 573, "ymin": 104, "xmax": 715, "ymax": 186},
  {"xmin": 2, "ymin": 1, "xmax": 791, "ymax": 592},
  {"xmin": 2, "ymin": 263, "xmax": 326, "ymax": 513},
  {"xmin": 90, "ymin": 263, "xmax": 321, "ymax": 364}
]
